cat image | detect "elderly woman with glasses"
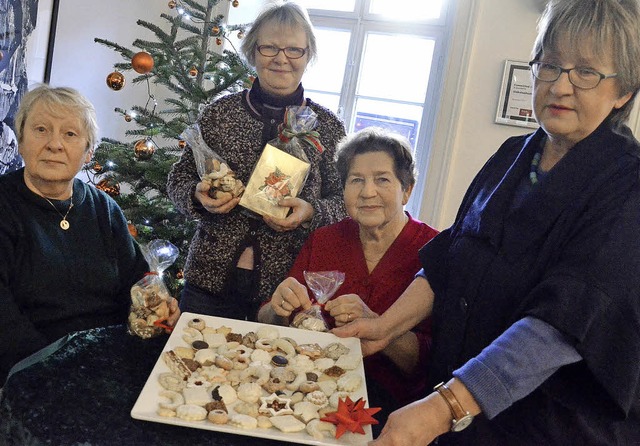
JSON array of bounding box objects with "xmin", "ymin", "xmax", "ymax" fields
[
  {"xmin": 333, "ymin": 1, "xmax": 640, "ymax": 445},
  {"xmin": 167, "ymin": 1, "xmax": 346, "ymax": 321}
]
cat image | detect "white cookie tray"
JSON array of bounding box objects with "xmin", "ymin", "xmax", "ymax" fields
[{"xmin": 131, "ymin": 312, "xmax": 373, "ymax": 445}]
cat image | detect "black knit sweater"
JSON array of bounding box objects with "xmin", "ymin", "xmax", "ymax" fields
[
  {"xmin": 0, "ymin": 169, "xmax": 148, "ymax": 381},
  {"xmin": 167, "ymin": 87, "xmax": 347, "ymax": 304}
]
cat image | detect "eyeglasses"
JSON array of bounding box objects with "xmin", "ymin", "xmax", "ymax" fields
[
  {"xmin": 528, "ymin": 60, "xmax": 618, "ymax": 90},
  {"xmin": 256, "ymin": 45, "xmax": 308, "ymax": 59}
]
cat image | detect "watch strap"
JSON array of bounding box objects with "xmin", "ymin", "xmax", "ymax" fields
[{"xmin": 434, "ymin": 382, "xmax": 468, "ymax": 422}]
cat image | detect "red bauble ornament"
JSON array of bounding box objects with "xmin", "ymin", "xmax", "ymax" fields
[
  {"xmin": 232, "ymin": 0, "xmax": 239, "ymax": 7},
  {"xmin": 134, "ymin": 139, "xmax": 156, "ymax": 160},
  {"xmin": 176, "ymin": 269, "xmax": 184, "ymax": 280},
  {"xmin": 178, "ymin": 140, "xmax": 187, "ymax": 149},
  {"xmin": 189, "ymin": 66, "xmax": 198, "ymax": 76},
  {"xmin": 131, "ymin": 51, "xmax": 154, "ymax": 74},
  {"xmin": 96, "ymin": 179, "xmax": 120, "ymax": 197},
  {"xmin": 106, "ymin": 71, "xmax": 125, "ymax": 91},
  {"xmin": 168, "ymin": 0, "xmax": 177, "ymax": 8},
  {"xmin": 216, "ymin": 37, "xmax": 223, "ymax": 46}
]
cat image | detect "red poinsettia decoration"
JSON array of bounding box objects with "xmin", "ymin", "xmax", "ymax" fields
[{"xmin": 320, "ymin": 396, "xmax": 381, "ymax": 439}]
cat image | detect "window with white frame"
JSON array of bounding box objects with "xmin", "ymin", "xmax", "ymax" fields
[{"xmin": 298, "ymin": 0, "xmax": 453, "ymax": 216}]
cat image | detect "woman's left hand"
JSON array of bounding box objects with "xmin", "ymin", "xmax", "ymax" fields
[
  {"xmin": 166, "ymin": 297, "xmax": 181, "ymax": 332},
  {"xmin": 263, "ymin": 197, "xmax": 314, "ymax": 232},
  {"xmin": 324, "ymin": 294, "xmax": 379, "ymax": 327}
]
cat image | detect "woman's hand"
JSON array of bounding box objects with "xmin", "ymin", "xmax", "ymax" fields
[
  {"xmin": 194, "ymin": 181, "xmax": 240, "ymax": 214},
  {"xmin": 166, "ymin": 297, "xmax": 181, "ymax": 333},
  {"xmin": 263, "ymin": 197, "xmax": 314, "ymax": 232},
  {"xmin": 370, "ymin": 396, "xmax": 450, "ymax": 446},
  {"xmin": 324, "ymin": 294, "xmax": 379, "ymax": 327},
  {"xmin": 331, "ymin": 317, "xmax": 391, "ymax": 357},
  {"xmin": 269, "ymin": 277, "xmax": 313, "ymax": 318}
]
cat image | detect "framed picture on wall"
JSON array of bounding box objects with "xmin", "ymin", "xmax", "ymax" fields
[
  {"xmin": 495, "ymin": 60, "xmax": 538, "ymax": 129},
  {"xmin": 25, "ymin": 0, "xmax": 59, "ymax": 86}
]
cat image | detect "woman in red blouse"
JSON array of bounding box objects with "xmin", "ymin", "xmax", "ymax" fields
[{"xmin": 258, "ymin": 127, "xmax": 438, "ymax": 424}]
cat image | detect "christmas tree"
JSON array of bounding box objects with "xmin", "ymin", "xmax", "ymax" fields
[{"xmin": 85, "ymin": 0, "xmax": 253, "ymax": 295}]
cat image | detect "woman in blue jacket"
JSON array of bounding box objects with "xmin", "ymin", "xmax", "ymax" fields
[{"xmin": 334, "ymin": 0, "xmax": 640, "ymax": 444}]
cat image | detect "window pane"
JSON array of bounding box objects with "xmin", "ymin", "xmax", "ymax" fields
[
  {"xmin": 353, "ymin": 98, "xmax": 423, "ymax": 148},
  {"xmin": 297, "ymin": 0, "xmax": 356, "ymax": 12},
  {"xmin": 305, "ymin": 91, "xmax": 341, "ymax": 115},
  {"xmin": 304, "ymin": 28, "xmax": 351, "ymax": 94},
  {"xmin": 357, "ymin": 33, "xmax": 434, "ymax": 103},
  {"xmin": 369, "ymin": 0, "xmax": 443, "ymax": 20}
]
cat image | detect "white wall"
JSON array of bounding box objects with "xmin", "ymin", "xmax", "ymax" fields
[
  {"xmin": 424, "ymin": 0, "xmax": 542, "ymax": 228},
  {"xmin": 34, "ymin": 0, "xmax": 640, "ymax": 229}
]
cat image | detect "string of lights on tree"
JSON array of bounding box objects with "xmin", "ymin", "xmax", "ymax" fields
[{"xmin": 84, "ymin": 0, "xmax": 253, "ymax": 295}]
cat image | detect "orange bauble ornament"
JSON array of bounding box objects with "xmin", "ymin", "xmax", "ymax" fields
[
  {"xmin": 134, "ymin": 139, "xmax": 156, "ymax": 160},
  {"xmin": 212, "ymin": 25, "xmax": 220, "ymax": 35},
  {"xmin": 237, "ymin": 30, "xmax": 244, "ymax": 39},
  {"xmin": 124, "ymin": 114, "xmax": 132, "ymax": 122},
  {"xmin": 96, "ymin": 178, "xmax": 120, "ymax": 197},
  {"xmin": 128, "ymin": 222, "xmax": 139, "ymax": 238},
  {"xmin": 232, "ymin": 0, "xmax": 239, "ymax": 7},
  {"xmin": 189, "ymin": 66, "xmax": 198, "ymax": 76},
  {"xmin": 178, "ymin": 140, "xmax": 187, "ymax": 149},
  {"xmin": 168, "ymin": 0, "xmax": 177, "ymax": 8},
  {"xmin": 131, "ymin": 51, "xmax": 154, "ymax": 74},
  {"xmin": 216, "ymin": 37, "xmax": 223, "ymax": 46},
  {"xmin": 92, "ymin": 162, "xmax": 103, "ymax": 173},
  {"xmin": 106, "ymin": 71, "xmax": 125, "ymax": 91},
  {"xmin": 0, "ymin": 50, "xmax": 3, "ymax": 62}
]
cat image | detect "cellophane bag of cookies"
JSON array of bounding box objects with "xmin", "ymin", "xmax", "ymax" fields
[
  {"xmin": 128, "ymin": 239, "xmax": 179, "ymax": 339},
  {"xmin": 239, "ymin": 106, "xmax": 323, "ymax": 219},
  {"xmin": 181, "ymin": 123, "xmax": 245, "ymax": 200},
  {"xmin": 291, "ymin": 270, "xmax": 345, "ymax": 332}
]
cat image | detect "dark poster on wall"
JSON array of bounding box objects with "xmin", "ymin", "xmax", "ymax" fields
[{"xmin": 0, "ymin": 0, "xmax": 39, "ymax": 175}]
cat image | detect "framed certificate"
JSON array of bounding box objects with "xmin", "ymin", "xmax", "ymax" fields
[{"xmin": 495, "ymin": 60, "xmax": 538, "ymax": 129}]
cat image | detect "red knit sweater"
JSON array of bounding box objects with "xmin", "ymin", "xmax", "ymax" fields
[{"xmin": 287, "ymin": 214, "xmax": 438, "ymax": 406}]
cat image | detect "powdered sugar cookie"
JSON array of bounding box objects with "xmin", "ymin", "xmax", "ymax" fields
[
  {"xmin": 183, "ymin": 386, "xmax": 211, "ymax": 406},
  {"xmin": 293, "ymin": 401, "xmax": 320, "ymax": 422},
  {"xmin": 337, "ymin": 372, "xmax": 363, "ymax": 392},
  {"xmin": 213, "ymin": 383, "xmax": 237, "ymax": 405},
  {"xmin": 237, "ymin": 382, "xmax": 262, "ymax": 403},
  {"xmin": 159, "ymin": 390, "xmax": 184, "ymax": 410},
  {"xmin": 306, "ymin": 419, "xmax": 336, "ymax": 440},
  {"xmin": 335, "ymin": 353, "xmax": 361, "ymax": 370},
  {"xmin": 229, "ymin": 413, "xmax": 258, "ymax": 429},
  {"xmin": 256, "ymin": 325, "xmax": 279, "ymax": 340},
  {"xmin": 176, "ymin": 404, "xmax": 207, "ymax": 421},
  {"xmin": 158, "ymin": 372, "xmax": 186, "ymax": 392},
  {"xmin": 269, "ymin": 414, "xmax": 306, "ymax": 433}
]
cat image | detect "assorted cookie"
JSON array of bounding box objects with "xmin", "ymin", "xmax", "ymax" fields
[{"xmin": 153, "ymin": 316, "xmax": 367, "ymax": 441}]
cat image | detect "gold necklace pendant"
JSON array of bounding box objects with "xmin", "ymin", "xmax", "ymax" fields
[{"xmin": 44, "ymin": 195, "xmax": 74, "ymax": 231}]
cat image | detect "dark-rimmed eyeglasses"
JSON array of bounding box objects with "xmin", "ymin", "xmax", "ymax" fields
[
  {"xmin": 256, "ymin": 45, "xmax": 308, "ymax": 59},
  {"xmin": 528, "ymin": 60, "xmax": 618, "ymax": 90}
]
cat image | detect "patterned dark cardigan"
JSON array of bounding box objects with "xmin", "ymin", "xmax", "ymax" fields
[{"xmin": 167, "ymin": 90, "xmax": 347, "ymax": 303}]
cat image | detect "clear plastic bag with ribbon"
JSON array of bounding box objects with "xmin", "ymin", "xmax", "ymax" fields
[
  {"xmin": 181, "ymin": 123, "xmax": 245, "ymax": 199},
  {"xmin": 127, "ymin": 239, "xmax": 179, "ymax": 339},
  {"xmin": 291, "ymin": 270, "xmax": 345, "ymax": 332},
  {"xmin": 238, "ymin": 106, "xmax": 324, "ymax": 219},
  {"xmin": 269, "ymin": 105, "xmax": 325, "ymax": 163}
]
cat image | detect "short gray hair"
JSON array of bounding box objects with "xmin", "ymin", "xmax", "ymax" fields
[
  {"xmin": 532, "ymin": 0, "xmax": 640, "ymax": 126},
  {"xmin": 240, "ymin": 1, "xmax": 317, "ymax": 67},
  {"xmin": 15, "ymin": 85, "xmax": 99, "ymax": 151},
  {"xmin": 335, "ymin": 127, "xmax": 417, "ymax": 191}
]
